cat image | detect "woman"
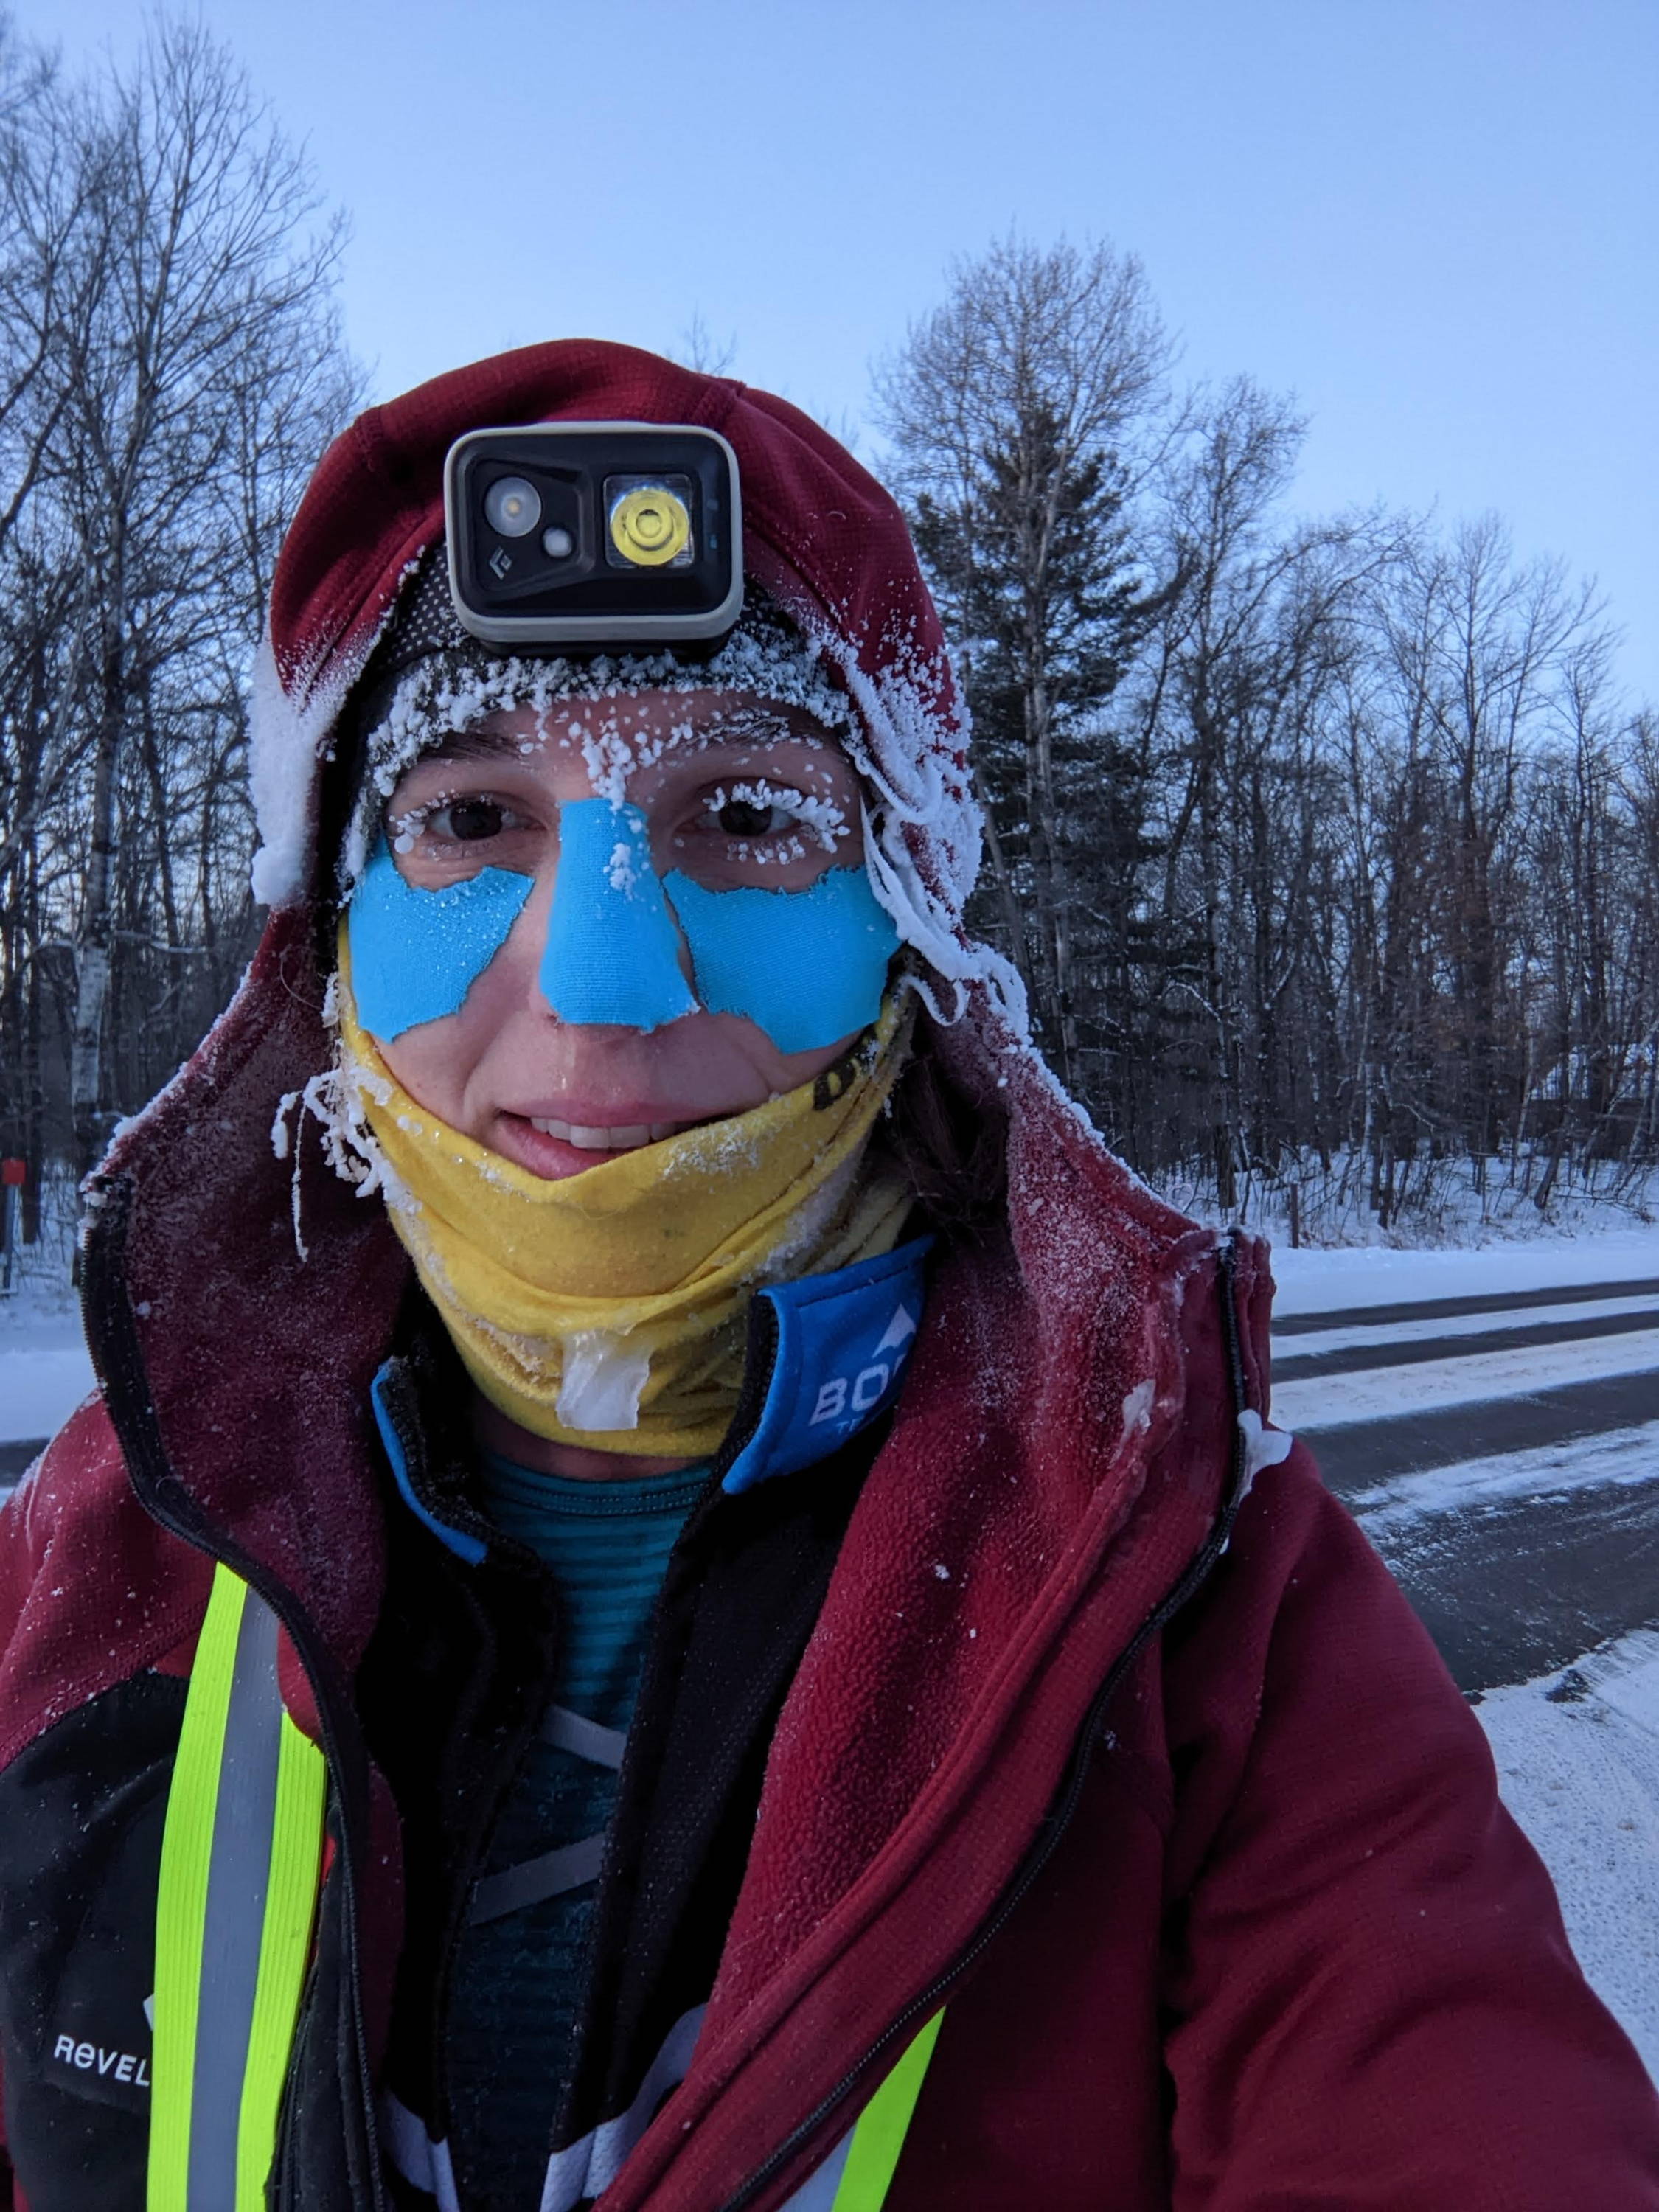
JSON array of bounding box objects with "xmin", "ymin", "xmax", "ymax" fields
[{"xmin": 0, "ymin": 340, "xmax": 1654, "ymax": 2212}]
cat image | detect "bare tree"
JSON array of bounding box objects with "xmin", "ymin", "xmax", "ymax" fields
[{"xmin": 883, "ymin": 234, "xmax": 1652, "ymax": 1234}]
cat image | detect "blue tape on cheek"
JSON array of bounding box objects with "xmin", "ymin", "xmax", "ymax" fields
[
  {"xmin": 346, "ymin": 837, "xmax": 534, "ymax": 1040},
  {"xmin": 538, "ymin": 799, "xmax": 699, "ymax": 1032},
  {"xmin": 662, "ymin": 866, "xmax": 900, "ymax": 1054}
]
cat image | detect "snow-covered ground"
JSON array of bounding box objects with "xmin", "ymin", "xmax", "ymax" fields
[
  {"xmin": 1477, "ymin": 1633, "xmax": 1659, "ymax": 2075},
  {"xmin": 1270, "ymin": 1220, "xmax": 1659, "ymax": 1315},
  {"xmin": 1346, "ymin": 1422, "xmax": 1659, "ymax": 1536},
  {"xmin": 1273, "ymin": 1324, "xmax": 1659, "ymax": 1432},
  {"xmin": 0, "ymin": 1288, "xmax": 94, "ymax": 1444}
]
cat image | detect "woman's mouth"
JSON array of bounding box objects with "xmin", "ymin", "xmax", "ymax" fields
[
  {"xmin": 526, "ymin": 1114, "xmax": 685, "ymax": 1151},
  {"xmin": 493, "ymin": 1106, "xmax": 714, "ymax": 1179}
]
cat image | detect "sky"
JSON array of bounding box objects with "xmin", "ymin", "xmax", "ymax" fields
[{"xmin": 38, "ymin": 0, "xmax": 1659, "ymax": 700}]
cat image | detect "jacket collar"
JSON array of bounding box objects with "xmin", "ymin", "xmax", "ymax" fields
[{"xmin": 368, "ymin": 1234, "xmax": 936, "ymax": 1568}]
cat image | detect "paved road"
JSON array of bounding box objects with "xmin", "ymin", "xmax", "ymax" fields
[{"xmin": 1276, "ymin": 1273, "xmax": 1659, "ymax": 1693}]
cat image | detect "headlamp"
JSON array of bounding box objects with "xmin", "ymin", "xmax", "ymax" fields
[{"xmin": 445, "ymin": 422, "xmax": 742, "ymax": 648}]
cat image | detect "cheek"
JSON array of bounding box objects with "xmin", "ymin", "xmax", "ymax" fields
[
  {"xmin": 663, "ymin": 866, "xmax": 900, "ymax": 1054},
  {"xmin": 346, "ymin": 838, "xmax": 534, "ymax": 1042},
  {"xmin": 372, "ymin": 939, "xmax": 539, "ymax": 1121}
]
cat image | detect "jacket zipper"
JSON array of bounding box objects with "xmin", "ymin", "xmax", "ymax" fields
[
  {"xmin": 81, "ymin": 1174, "xmax": 390, "ymax": 2212},
  {"xmin": 718, "ymin": 1231, "xmax": 1256, "ymax": 2212}
]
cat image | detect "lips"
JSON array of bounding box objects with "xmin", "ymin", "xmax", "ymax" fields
[{"xmin": 526, "ymin": 1115, "xmax": 684, "ymax": 1151}]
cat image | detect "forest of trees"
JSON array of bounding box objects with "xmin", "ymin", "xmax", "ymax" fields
[
  {"xmin": 0, "ymin": 28, "xmax": 1652, "ymax": 1253},
  {"xmin": 0, "ymin": 18, "xmax": 357, "ymax": 1237},
  {"xmin": 880, "ymin": 239, "xmax": 1659, "ymax": 1236}
]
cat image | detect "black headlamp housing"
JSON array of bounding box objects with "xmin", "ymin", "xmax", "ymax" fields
[{"xmin": 444, "ymin": 421, "xmax": 743, "ymax": 650}]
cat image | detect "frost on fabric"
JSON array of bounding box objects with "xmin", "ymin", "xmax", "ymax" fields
[
  {"xmin": 1235, "ymin": 1408, "xmax": 1295, "ymax": 1495},
  {"xmin": 271, "ymin": 1000, "xmax": 409, "ymax": 1261},
  {"xmin": 248, "ymin": 599, "xmax": 394, "ymax": 908},
  {"xmin": 782, "ymin": 594, "xmax": 1030, "ymax": 1046},
  {"xmin": 1119, "ymin": 1379, "xmax": 1156, "ymax": 1444}
]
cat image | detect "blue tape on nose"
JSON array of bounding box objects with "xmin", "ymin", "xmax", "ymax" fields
[
  {"xmin": 663, "ymin": 866, "xmax": 900, "ymax": 1054},
  {"xmin": 539, "ymin": 799, "xmax": 699, "ymax": 1032},
  {"xmin": 347, "ymin": 838, "xmax": 534, "ymax": 1040}
]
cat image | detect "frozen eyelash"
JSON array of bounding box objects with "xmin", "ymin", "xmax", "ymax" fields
[
  {"xmin": 386, "ymin": 804, "xmax": 428, "ymax": 855},
  {"xmin": 706, "ymin": 779, "xmax": 851, "ymax": 854}
]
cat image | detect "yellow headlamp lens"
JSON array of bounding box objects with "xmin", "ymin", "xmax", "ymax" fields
[{"xmin": 608, "ymin": 484, "xmax": 692, "ymax": 567}]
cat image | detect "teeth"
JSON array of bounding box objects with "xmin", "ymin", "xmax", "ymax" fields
[{"xmin": 528, "ymin": 1116, "xmax": 678, "ymax": 1150}]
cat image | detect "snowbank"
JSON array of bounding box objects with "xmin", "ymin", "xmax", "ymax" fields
[
  {"xmin": 1270, "ymin": 1223, "xmax": 1659, "ymax": 1318},
  {"xmin": 0, "ymin": 1295, "xmax": 95, "ymax": 1444},
  {"xmin": 1478, "ymin": 1632, "xmax": 1659, "ymax": 2078}
]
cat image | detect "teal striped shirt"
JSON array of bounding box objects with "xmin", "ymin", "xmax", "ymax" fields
[{"xmin": 447, "ymin": 1454, "xmax": 707, "ymax": 2211}]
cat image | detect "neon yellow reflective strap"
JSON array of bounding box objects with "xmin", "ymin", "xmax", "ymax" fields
[
  {"xmin": 235, "ymin": 1709, "xmax": 327, "ymax": 2205},
  {"xmin": 149, "ymin": 1562, "xmax": 327, "ymax": 2212},
  {"xmin": 829, "ymin": 2010, "xmax": 945, "ymax": 2211},
  {"xmin": 150, "ymin": 1563, "xmax": 244, "ymax": 2210}
]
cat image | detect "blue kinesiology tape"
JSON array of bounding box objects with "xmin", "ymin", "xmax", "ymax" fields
[
  {"xmin": 538, "ymin": 799, "xmax": 699, "ymax": 1032},
  {"xmin": 663, "ymin": 865, "xmax": 901, "ymax": 1055},
  {"xmin": 347, "ymin": 836, "xmax": 534, "ymax": 1040}
]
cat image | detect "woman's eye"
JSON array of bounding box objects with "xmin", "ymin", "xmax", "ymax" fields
[
  {"xmin": 431, "ymin": 798, "xmax": 509, "ymax": 842},
  {"xmin": 716, "ymin": 797, "xmax": 787, "ymax": 838}
]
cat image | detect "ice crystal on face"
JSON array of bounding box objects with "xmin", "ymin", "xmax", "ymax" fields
[
  {"xmin": 269, "ymin": 1008, "xmax": 412, "ymax": 1261},
  {"xmin": 253, "ymin": 503, "xmax": 1038, "ymax": 1074},
  {"xmin": 606, "ymin": 840, "xmax": 638, "ymax": 895}
]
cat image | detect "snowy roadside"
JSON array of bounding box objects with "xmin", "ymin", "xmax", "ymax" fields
[
  {"xmin": 1476, "ymin": 1632, "xmax": 1659, "ymax": 2077},
  {"xmin": 1270, "ymin": 1220, "xmax": 1659, "ymax": 1317},
  {"xmin": 0, "ymin": 1290, "xmax": 94, "ymax": 1445}
]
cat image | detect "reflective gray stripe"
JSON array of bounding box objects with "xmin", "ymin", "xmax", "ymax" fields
[
  {"xmin": 467, "ymin": 1831, "xmax": 608, "ymax": 1924},
  {"xmin": 189, "ymin": 1593, "xmax": 283, "ymax": 2208},
  {"xmin": 382, "ymin": 2090, "xmax": 462, "ymax": 2212},
  {"xmin": 540, "ymin": 1703, "xmax": 627, "ymax": 1770},
  {"xmin": 776, "ymin": 2132, "xmax": 854, "ymax": 2212},
  {"xmin": 538, "ymin": 2005, "xmax": 706, "ymax": 2212}
]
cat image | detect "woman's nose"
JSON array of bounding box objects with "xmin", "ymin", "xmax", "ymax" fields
[{"xmin": 535, "ymin": 799, "xmax": 697, "ymax": 1034}]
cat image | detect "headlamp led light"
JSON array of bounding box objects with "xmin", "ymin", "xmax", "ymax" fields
[
  {"xmin": 445, "ymin": 421, "xmax": 742, "ymax": 647},
  {"xmin": 606, "ymin": 478, "xmax": 693, "ymax": 568}
]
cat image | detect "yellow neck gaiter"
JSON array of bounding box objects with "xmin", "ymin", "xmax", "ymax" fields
[{"xmin": 335, "ymin": 955, "xmax": 914, "ymax": 1458}]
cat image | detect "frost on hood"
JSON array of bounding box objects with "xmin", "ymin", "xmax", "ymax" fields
[
  {"xmin": 270, "ymin": 975, "xmax": 406, "ymax": 1260},
  {"xmin": 249, "ymin": 596, "xmax": 400, "ymax": 909}
]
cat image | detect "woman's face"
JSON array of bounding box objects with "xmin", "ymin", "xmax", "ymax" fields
[{"xmin": 369, "ymin": 688, "xmax": 875, "ymax": 1181}]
